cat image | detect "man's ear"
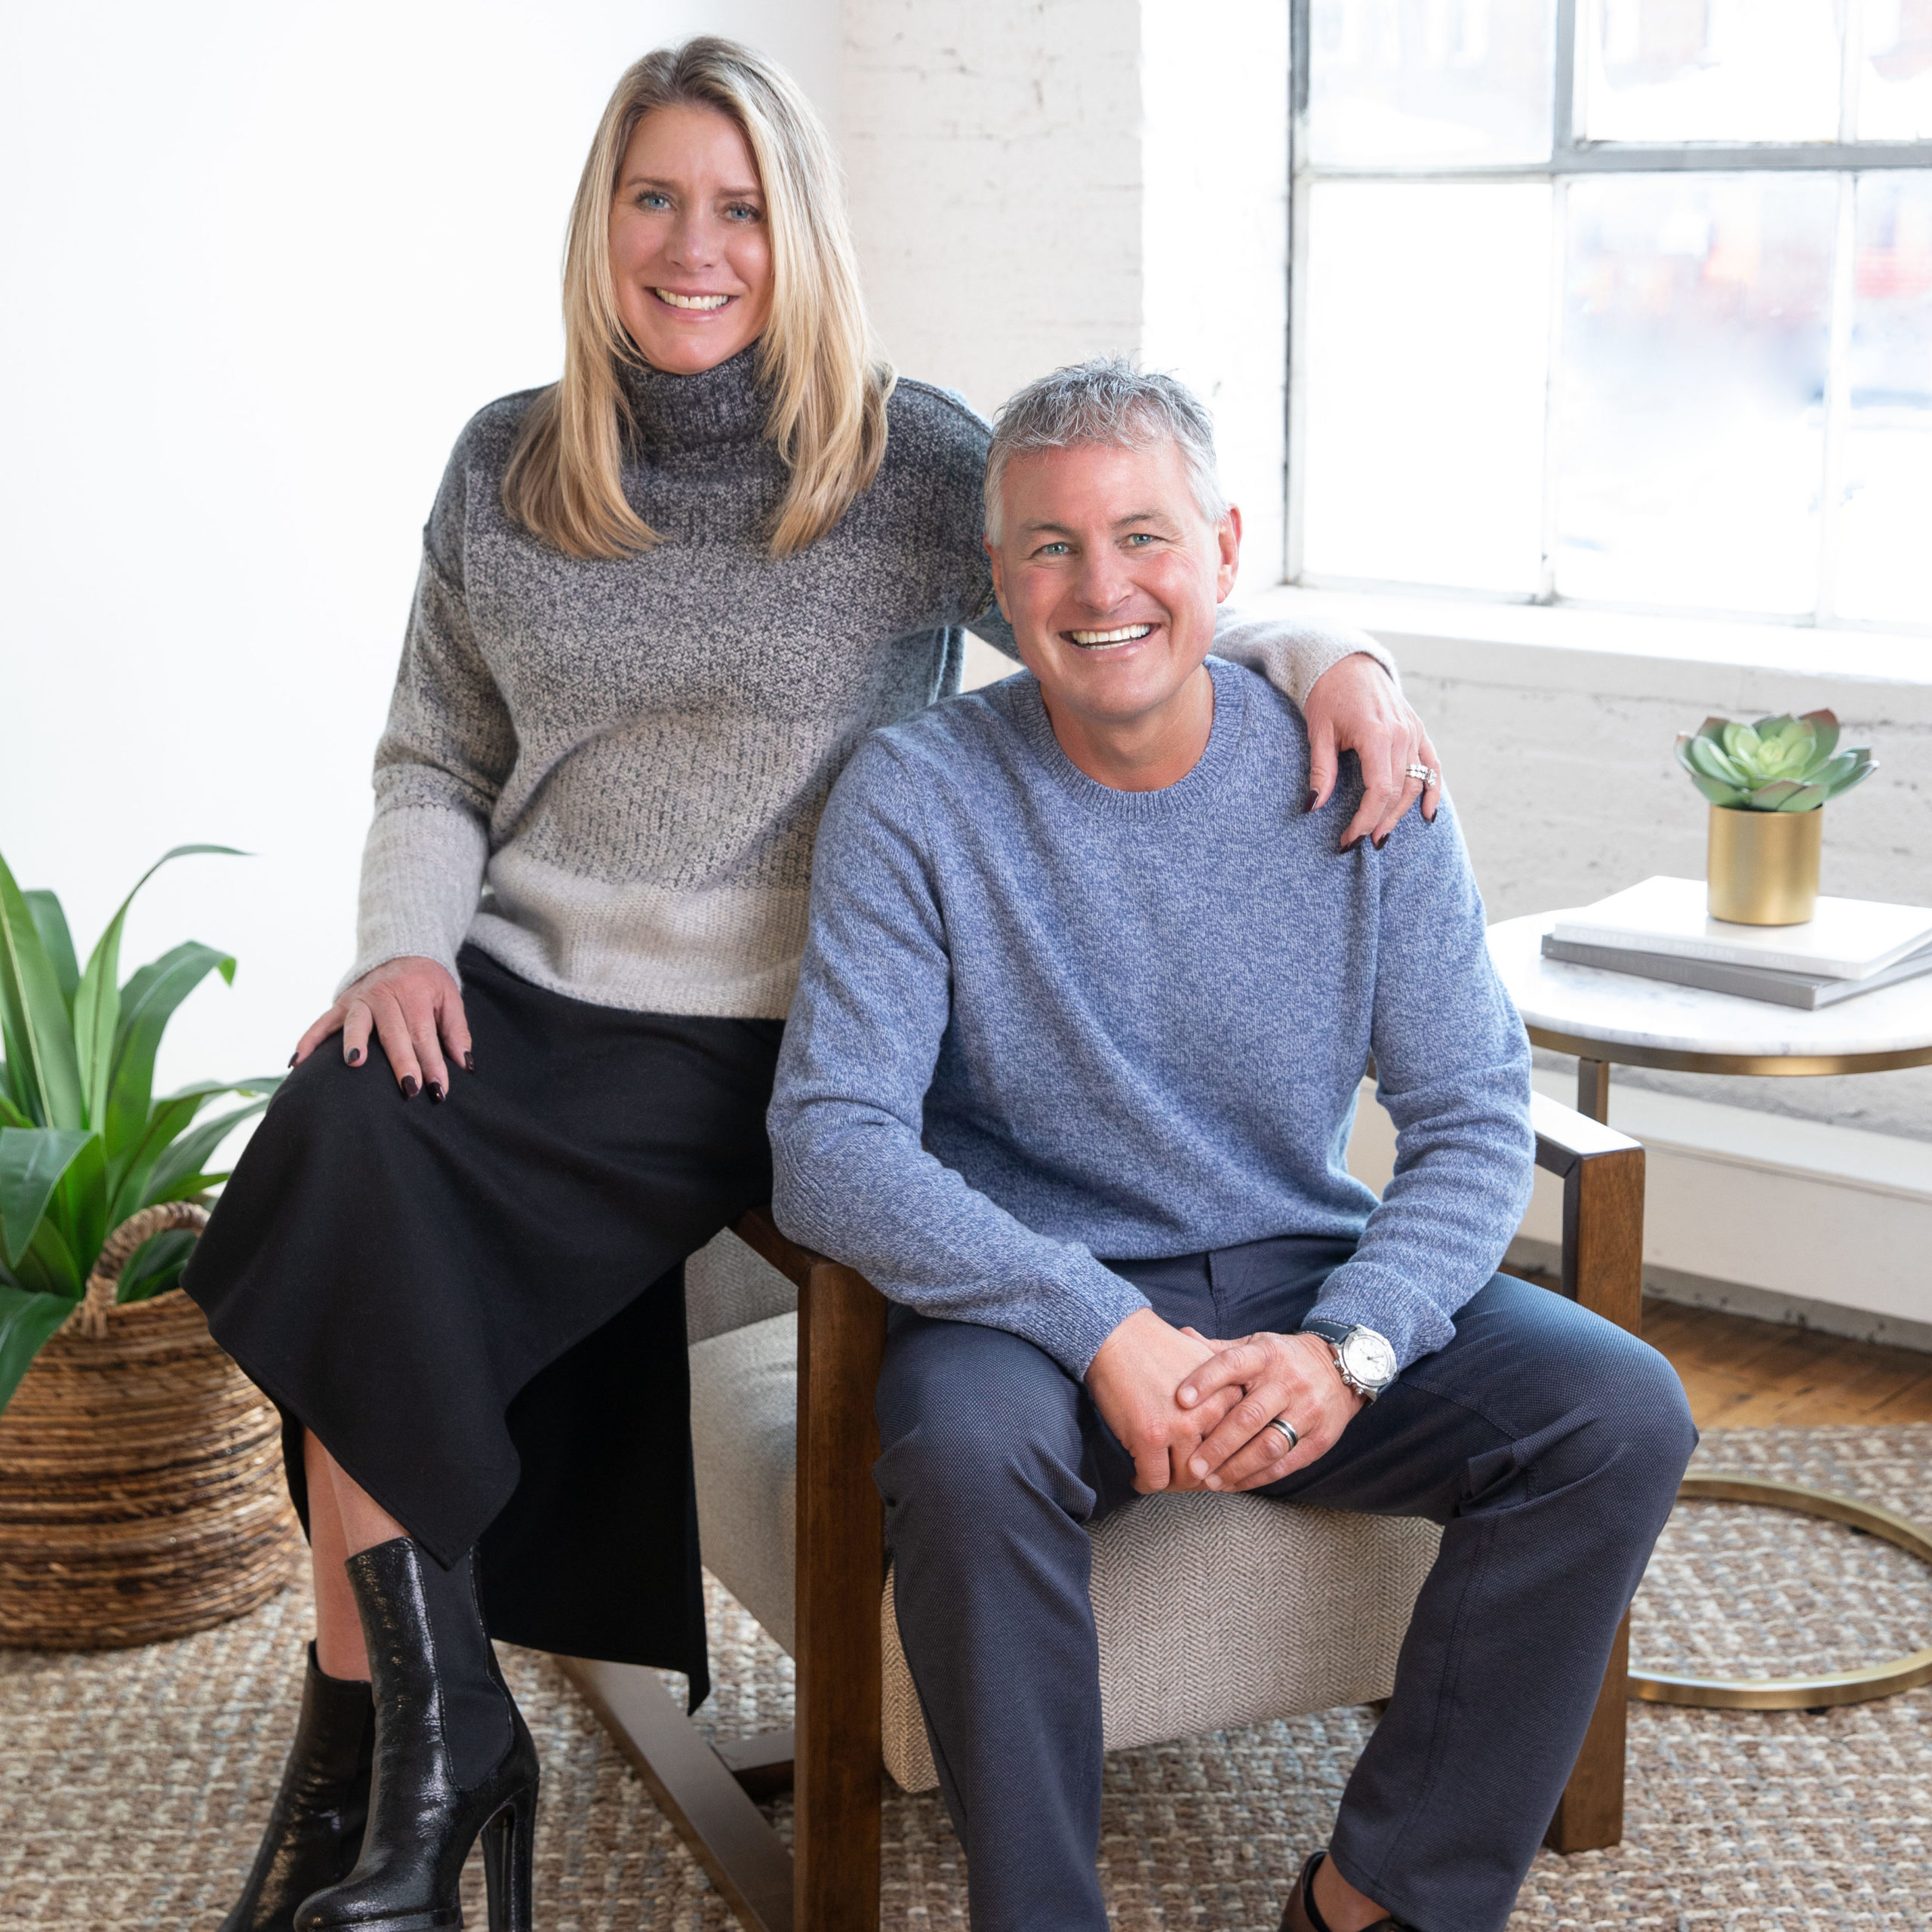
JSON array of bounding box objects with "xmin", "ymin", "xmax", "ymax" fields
[
  {"xmin": 984, "ymin": 534, "xmax": 1011, "ymax": 620},
  {"xmin": 1215, "ymin": 504, "xmax": 1243, "ymax": 603}
]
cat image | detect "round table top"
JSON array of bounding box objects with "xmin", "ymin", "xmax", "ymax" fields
[{"xmin": 1486, "ymin": 910, "xmax": 1932, "ymax": 1074}]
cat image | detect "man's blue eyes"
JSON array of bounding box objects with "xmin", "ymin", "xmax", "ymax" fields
[{"xmin": 1034, "ymin": 534, "xmax": 1158, "ymax": 558}]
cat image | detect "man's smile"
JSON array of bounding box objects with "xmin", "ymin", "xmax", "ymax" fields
[{"xmin": 1066, "ymin": 623, "xmax": 1155, "ymax": 649}]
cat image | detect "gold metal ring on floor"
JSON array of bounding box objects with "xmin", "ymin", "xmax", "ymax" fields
[{"xmin": 1628, "ymin": 1475, "xmax": 1932, "ymax": 1710}]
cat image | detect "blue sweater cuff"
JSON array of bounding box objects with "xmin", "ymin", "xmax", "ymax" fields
[{"xmin": 1303, "ymin": 1262, "xmax": 1460, "ymax": 1373}]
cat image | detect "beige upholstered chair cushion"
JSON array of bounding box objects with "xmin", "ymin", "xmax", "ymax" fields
[
  {"xmin": 685, "ymin": 1227, "xmax": 798, "ymax": 1345},
  {"xmin": 689, "ymin": 1297, "xmax": 1444, "ymax": 1795},
  {"xmin": 881, "ymin": 1496, "xmax": 1439, "ymax": 1792}
]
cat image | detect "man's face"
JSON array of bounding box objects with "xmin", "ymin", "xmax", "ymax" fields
[{"xmin": 986, "ymin": 438, "xmax": 1240, "ymax": 739}]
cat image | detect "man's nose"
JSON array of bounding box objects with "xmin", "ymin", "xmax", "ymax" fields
[{"xmin": 1071, "ymin": 548, "xmax": 1134, "ymax": 614}]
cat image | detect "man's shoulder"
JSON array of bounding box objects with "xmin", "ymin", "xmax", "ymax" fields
[{"xmin": 832, "ymin": 677, "xmax": 1033, "ymax": 820}]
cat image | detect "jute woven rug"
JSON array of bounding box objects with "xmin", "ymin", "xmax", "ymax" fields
[{"xmin": 3, "ymin": 1425, "xmax": 1928, "ymax": 1929}]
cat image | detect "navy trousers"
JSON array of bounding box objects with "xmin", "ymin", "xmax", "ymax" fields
[{"xmin": 875, "ymin": 1235, "xmax": 1697, "ymax": 1932}]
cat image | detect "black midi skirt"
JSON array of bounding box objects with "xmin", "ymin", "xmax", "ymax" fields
[{"xmin": 183, "ymin": 946, "xmax": 783, "ymax": 1703}]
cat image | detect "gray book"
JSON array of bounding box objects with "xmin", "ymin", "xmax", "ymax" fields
[{"xmin": 1540, "ymin": 934, "xmax": 1932, "ymax": 1011}]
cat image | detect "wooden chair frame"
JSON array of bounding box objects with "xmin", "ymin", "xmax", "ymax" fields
[{"xmin": 563, "ymin": 1089, "xmax": 1645, "ymax": 1931}]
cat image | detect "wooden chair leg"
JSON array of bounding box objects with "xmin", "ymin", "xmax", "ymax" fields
[
  {"xmin": 793, "ymin": 1258, "xmax": 888, "ymax": 1931},
  {"xmin": 1531, "ymin": 1093, "xmax": 1647, "ymax": 1854},
  {"xmin": 1544, "ymin": 1614, "xmax": 1629, "ymax": 1852}
]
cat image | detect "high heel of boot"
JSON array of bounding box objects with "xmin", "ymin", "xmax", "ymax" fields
[{"xmin": 480, "ymin": 1786, "xmax": 537, "ymax": 1932}]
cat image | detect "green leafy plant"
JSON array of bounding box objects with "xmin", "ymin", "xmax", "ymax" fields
[
  {"xmin": 1675, "ymin": 711, "xmax": 1877, "ymax": 813},
  {"xmin": 0, "ymin": 844, "xmax": 280, "ymax": 1414}
]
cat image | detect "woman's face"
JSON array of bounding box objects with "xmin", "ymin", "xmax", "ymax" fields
[{"xmin": 608, "ymin": 103, "xmax": 774, "ymax": 376}]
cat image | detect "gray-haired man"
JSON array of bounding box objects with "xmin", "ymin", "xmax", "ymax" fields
[{"xmin": 768, "ymin": 360, "xmax": 1694, "ymax": 1932}]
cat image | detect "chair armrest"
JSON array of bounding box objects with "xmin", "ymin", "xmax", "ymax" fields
[{"xmin": 1530, "ymin": 1091, "xmax": 1645, "ymax": 1335}]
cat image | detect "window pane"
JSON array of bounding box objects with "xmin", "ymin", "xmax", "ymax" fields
[
  {"xmin": 1556, "ymin": 174, "xmax": 1835, "ymax": 614},
  {"xmin": 1860, "ymin": 2, "xmax": 1932, "ymax": 140},
  {"xmin": 1835, "ymin": 172, "xmax": 1932, "ymax": 624},
  {"xmin": 1578, "ymin": 0, "xmax": 1843, "ymax": 143},
  {"xmin": 1307, "ymin": 0, "xmax": 1555, "ymax": 166},
  {"xmin": 1302, "ymin": 182, "xmax": 1550, "ymax": 592}
]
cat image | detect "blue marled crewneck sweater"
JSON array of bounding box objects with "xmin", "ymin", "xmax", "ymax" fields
[{"xmin": 768, "ymin": 660, "xmax": 1535, "ymax": 1377}]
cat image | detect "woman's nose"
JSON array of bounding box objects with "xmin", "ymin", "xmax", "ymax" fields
[{"xmin": 666, "ymin": 213, "xmax": 721, "ymax": 269}]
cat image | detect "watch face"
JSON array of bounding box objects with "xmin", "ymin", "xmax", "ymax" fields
[{"xmin": 1341, "ymin": 1329, "xmax": 1397, "ymax": 1389}]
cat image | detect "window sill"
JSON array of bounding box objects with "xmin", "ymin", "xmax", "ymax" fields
[{"xmin": 1247, "ymin": 583, "xmax": 1932, "ymax": 718}]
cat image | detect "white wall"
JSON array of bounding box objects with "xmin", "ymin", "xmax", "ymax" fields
[{"xmin": 0, "ymin": 2, "xmax": 836, "ymax": 1108}]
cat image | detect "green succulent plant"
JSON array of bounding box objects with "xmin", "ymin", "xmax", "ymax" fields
[
  {"xmin": 0, "ymin": 844, "xmax": 281, "ymax": 1414},
  {"xmin": 1674, "ymin": 711, "xmax": 1876, "ymax": 813}
]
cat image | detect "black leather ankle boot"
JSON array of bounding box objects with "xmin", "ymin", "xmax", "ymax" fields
[
  {"xmin": 293, "ymin": 1539, "xmax": 539, "ymax": 1932},
  {"xmin": 219, "ymin": 1644, "xmax": 374, "ymax": 1932}
]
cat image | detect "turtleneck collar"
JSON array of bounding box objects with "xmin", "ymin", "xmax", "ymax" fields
[{"xmin": 617, "ymin": 343, "xmax": 770, "ymax": 454}]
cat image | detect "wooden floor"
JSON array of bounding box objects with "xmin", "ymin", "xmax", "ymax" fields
[{"xmin": 1642, "ymin": 1297, "xmax": 1932, "ymax": 1429}]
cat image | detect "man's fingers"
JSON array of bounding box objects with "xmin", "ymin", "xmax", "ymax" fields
[
  {"xmin": 1305, "ymin": 717, "xmax": 1340, "ymax": 814},
  {"xmin": 438, "ymin": 987, "xmax": 475, "ymax": 1075},
  {"xmin": 1189, "ymin": 1383, "xmax": 1292, "ymax": 1477},
  {"xmin": 1215, "ymin": 1422, "xmax": 1318, "ymax": 1492},
  {"xmin": 294, "ymin": 1003, "xmax": 347, "ymax": 1065},
  {"xmin": 1177, "ymin": 1340, "xmax": 1266, "ymax": 1408}
]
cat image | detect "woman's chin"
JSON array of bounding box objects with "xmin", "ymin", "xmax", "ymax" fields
[{"xmin": 626, "ymin": 314, "xmax": 760, "ymax": 377}]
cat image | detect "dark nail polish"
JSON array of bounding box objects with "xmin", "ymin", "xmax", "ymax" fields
[
  {"xmin": 400, "ymin": 1075, "xmax": 419, "ymax": 1100},
  {"xmin": 1306, "ymin": 789, "xmax": 1320, "ymax": 814},
  {"xmin": 347, "ymin": 1048, "xmax": 363, "ymax": 1066},
  {"xmin": 428, "ymin": 1081, "xmax": 445, "ymax": 1103},
  {"xmin": 288, "ymin": 1053, "xmax": 297, "ymax": 1067},
  {"xmin": 463, "ymin": 1052, "xmax": 476, "ymax": 1074},
  {"xmin": 1373, "ymin": 834, "xmax": 1389, "ymax": 851}
]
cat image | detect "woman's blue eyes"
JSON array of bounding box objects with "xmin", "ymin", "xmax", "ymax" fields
[{"xmin": 631, "ymin": 193, "xmax": 761, "ymax": 221}]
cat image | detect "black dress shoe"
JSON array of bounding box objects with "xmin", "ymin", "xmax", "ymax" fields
[
  {"xmin": 294, "ymin": 1539, "xmax": 539, "ymax": 1932},
  {"xmin": 1280, "ymin": 1849, "xmax": 1417, "ymax": 1932},
  {"xmin": 219, "ymin": 1644, "xmax": 374, "ymax": 1932}
]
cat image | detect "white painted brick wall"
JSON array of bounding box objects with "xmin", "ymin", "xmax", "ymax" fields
[{"xmin": 841, "ymin": 0, "xmax": 1289, "ymax": 593}]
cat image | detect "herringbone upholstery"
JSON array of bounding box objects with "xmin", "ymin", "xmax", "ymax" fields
[{"xmin": 685, "ymin": 1231, "xmax": 1442, "ymax": 1796}]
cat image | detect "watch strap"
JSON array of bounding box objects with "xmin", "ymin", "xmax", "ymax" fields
[{"xmin": 1299, "ymin": 1316, "xmax": 1355, "ymax": 1347}]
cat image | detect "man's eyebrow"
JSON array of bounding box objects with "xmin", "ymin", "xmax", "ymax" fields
[{"xmin": 1018, "ymin": 509, "xmax": 1174, "ymax": 537}]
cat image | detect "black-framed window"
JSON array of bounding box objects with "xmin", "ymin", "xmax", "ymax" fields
[{"xmin": 1286, "ymin": 0, "xmax": 1932, "ymax": 631}]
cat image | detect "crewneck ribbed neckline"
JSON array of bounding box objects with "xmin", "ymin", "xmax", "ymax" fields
[
  {"xmin": 1009, "ymin": 657, "xmax": 1247, "ymax": 820},
  {"xmin": 618, "ymin": 343, "xmax": 769, "ymax": 454}
]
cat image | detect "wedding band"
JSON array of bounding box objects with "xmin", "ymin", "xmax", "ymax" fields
[
  {"xmin": 1266, "ymin": 1417, "xmax": 1299, "ymax": 1454},
  {"xmin": 1404, "ymin": 763, "xmax": 1437, "ymax": 787}
]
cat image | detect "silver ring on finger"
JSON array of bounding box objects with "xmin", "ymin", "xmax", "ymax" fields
[
  {"xmin": 1266, "ymin": 1417, "xmax": 1299, "ymax": 1454},
  {"xmin": 1404, "ymin": 763, "xmax": 1437, "ymax": 787}
]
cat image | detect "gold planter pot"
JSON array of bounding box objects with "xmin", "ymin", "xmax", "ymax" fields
[{"xmin": 1707, "ymin": 804, "xmax": 1822, "ymax": 926}]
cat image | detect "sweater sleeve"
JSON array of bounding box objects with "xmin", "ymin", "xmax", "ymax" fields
[
  {"xmin": 1304, "ymin": 804, "xmax": 1536, "ymax": 1367},
  {"xmin": 341, "ymin": 457, "xmax": 516, "ymax": 992},
  {"xmin": 768, "ymin": 740, "xmax": 1150, "ymax": 1377}
]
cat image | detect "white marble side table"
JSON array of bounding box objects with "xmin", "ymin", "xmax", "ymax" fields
[{"xmin": 1487, "ymin": 908, "xmax": 1932, "ymax": 1713}]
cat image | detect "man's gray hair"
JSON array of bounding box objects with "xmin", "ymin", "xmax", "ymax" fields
[{"xmin": 983, "ymin": 358, "xmax": 1229, "ymax": 542}]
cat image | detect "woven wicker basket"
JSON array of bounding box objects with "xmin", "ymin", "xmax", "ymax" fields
[{"xmin": 0, "ymin": 1203, "xmax": 300, "ymax": 1650}]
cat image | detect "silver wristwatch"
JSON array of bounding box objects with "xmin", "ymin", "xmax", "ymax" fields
[{"xmin": 1300, "ymin": 1318, "xmax": 1398, "ymax": 1401}]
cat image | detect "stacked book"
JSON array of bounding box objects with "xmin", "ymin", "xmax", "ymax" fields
[{"xmin": 1542, "ymin": 877, "xmax": 1932, "ymax": 1011}]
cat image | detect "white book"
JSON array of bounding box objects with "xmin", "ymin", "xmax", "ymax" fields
[{"xmin": 1549, "ymin": 876, "xmax": 1932, "ymax": 981}]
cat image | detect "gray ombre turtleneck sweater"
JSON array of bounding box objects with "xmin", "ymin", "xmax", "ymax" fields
[{"xmin": 349, "ymin": 349, "xmax": 1396, "ymax": 1018}]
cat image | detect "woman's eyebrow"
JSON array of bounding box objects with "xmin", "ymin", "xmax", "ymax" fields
[{"xmin": 617, "ymin": 172, "xmax": 764, "ymax": 199}]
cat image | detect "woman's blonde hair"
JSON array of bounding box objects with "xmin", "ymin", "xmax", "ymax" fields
[{"xmin": 503, "ymin": 37, "xmax": 893, "ymax": 560}]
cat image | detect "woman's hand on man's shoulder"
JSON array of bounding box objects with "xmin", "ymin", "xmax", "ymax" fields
[
  {"xmin": 1303, "ymin": 654, "xmax": 1444, "ymax": 851},
  {"xmin": 292, "ymin": 957, "xmax": 473, "ymax": 1103}
]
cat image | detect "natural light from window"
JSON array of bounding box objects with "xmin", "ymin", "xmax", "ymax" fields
[{"xmin": 1291, "ymin": 0, "xmax": 1932, "ymax": 632}]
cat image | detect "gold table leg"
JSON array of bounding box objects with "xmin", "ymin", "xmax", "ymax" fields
[
  {"xmin": 1577, "ymin": 1057, "xmax": 1611, "ymax": 1124},
  {"xmin": 1629, "ymin": 1475, "xmax": 1932, "ymax": 1709}
]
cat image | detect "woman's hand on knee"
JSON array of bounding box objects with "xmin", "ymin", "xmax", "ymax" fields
[
  {"xmin": 292, "ymin": 956, "xmax": 473, "ymax": 1100},
  {"xmin": 1176, "ymin": 1331, "xmax": 1365, "ymax": 1491}
]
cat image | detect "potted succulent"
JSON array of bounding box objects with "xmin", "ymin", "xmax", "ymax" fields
[
  {"xmin": 0, "ymin": 843, "xmax": 297, "ymax": 1647},
  {"xmin": 1673, "ymin": 712, "xmax": 1876, "ymax": 925}
]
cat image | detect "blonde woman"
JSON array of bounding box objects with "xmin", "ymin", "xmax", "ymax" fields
[{"xmin": 186, "ymin": 38, "xmax": 1443, "ymax": 1932}]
